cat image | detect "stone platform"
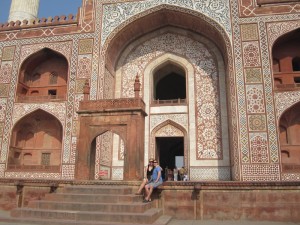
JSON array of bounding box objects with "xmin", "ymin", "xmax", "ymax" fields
[{"xmin": 0, "ymin": 180, "xmax": 300, "ymax": 223}]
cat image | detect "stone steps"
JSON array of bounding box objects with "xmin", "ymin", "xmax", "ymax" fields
[
  {"xmin": 28, "ymin": 200, "xmax": 153, "ymax": 213},
  {"xmin": 11, "ymin": 207, "xmax": 163, "ymax": 224},
  {"xmin": 2, "ymin": 185, "xmax": 171, "ymax": 225},
  {"xmin": 43, "ymin": 192, "xmax": 142, "ymax": 203}
]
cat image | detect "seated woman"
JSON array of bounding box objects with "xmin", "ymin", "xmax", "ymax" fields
[
  {"xmin": 135, "ymin": 158, "xmax": 154, "ymax": 195},
  {"xmin": 143, "ymin": 160, "xmax": 163, "ymax": 202}
]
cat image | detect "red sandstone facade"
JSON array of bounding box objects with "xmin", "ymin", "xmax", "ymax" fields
[{"xmin": 0, "ymin": 0, "xmax": 300, "ymax": 222}]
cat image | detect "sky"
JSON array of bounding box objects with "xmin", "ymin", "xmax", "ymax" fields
[{"xmin": 0, "ymin": 0, "xmax": 83, "ymax": 23}]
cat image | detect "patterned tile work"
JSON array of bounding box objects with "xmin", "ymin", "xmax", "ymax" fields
[
  {"xmin": 77, "ymin": 55, "xmax": 92, "ymax": 79},
  {"xmin": 245, "ymin": 67, "xmax": 262, "ymax": 83},
  {"xmin": 76, "ymin": 79, "xmax": 87, "ymax": 93},
  {"xmin": 190, "ymin": 167, "xmax": 231, "ymax": 181},
  {"xmin": 150, "ymin": 114, "xmax": 188, "ymax": 132},
  {"xmin": 121, "ymin": 33, "xmax": 222, "ymax": 159},
  {"xmin": 101, "ymin": 0, "xmax": 232, "ymax": 45},
  {"xmin": 155, "ymin": 124, "xmax": 184, "ymax": 137},
  {"xmin": 0, "ymin": 99, "xmax": 7, "ymax": 122},
  {"xmin": 12, "ymin": 103, "xmax": 66, "ymax": 126},
  {"xmin": 239, "ymin": 0, "xmax": 300, "ymax": 17},
  {"xmin": 1, "ymin": 46, "xmax": 15, "ymax": 61},
  {"xmin": 0, "ymin": 62, "xmax": 13, "ymax": 83},
  {"xmin": 267, "ymin": 20, "xmax": 300, "ymax": 47},
  {"xmin": 112, "ymin": 167, "xmax": 123, "ymax": 180},
  {"xmin": 242, "ymin": 41, "xmax": 261, "ymax": 67},
  {"xmin": 73, "ymin": 94, "xmax": 84, "ymax": 121},
  {"xmin": 249, "ymin": 133, "xmax": 269, "ymax": 163},
  {"xmin": 246, "ymin": 85, "xmax": 265, "ymax": 114},
  {"xmin": 78, "ymin": 38, "xmax": 94, "ymax": 54},
  {"xmin": 275, "ymin": 91, "xmax": 300, "ymax": 120},
  {"xmin": 20, "ymin": 42, "xmax": 72, "ymax": 64},
  {"xmin": 248, "ymin": 114, "xmax": 266, "ymax": 131},
  {"xmin": 98, "ymin": 132, "xmax": 113, "ymax": 166},
  {"xmin": 104, "ymin": 68, "xmax": 114, "ymax": 99},
  {"xmin": 242, "ymin": 164, "xmax": 280, "ymax": 181},
  {"xmin": 5, "ymin": 172, "xmax": 61, "ymax": 179},
  {"xmin": 241, "ymin": 24, "xmax": 258, "ymax": 41},
  {"xmin": 119, "ymin": 139, "xmax": 124, "ymax": 160},
  {"xmin": 259, "ymin": 20, "xmax": 280, "ymax": 165},
  {"xmin": 0, "ymin": 164, "xmax": 5, "ymax": 177},
  {"xmin": 62, "ymin": 165, "xmax": 75, "ymax": 180},
  {"xmin": 0, "ymin": 84, "xmax": 9, "ymax": 97},
  {"xmin": 282, "ymin": 173, "xmax": 300, "ymax": 181},
  {"xmin": 0, "ymin": 123, "xmax": 4, "ymax": 136}
]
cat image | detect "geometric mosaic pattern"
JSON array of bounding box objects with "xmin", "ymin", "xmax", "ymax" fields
[
  {"xmin": 242, "ymin": 164, "xmax": 280, "ymax": 181},
  {"xmin": 190, "ymin": 167, "xmax": 231, "ymax": 181},
  {"xmin": 0, "ymin": 84, "xmax": 9, "ymax": 97},
  {"xmin": 78, "ymin": 38, "xmax": 93, "ymax": 55},
  {"xmin": 242, "ymin": 41, "xmax": 261, "ymax": 67},
  {"xmin": 249, "ymin": 133, "xmax": 269, "ymax": 163},
  {"xmin": 241, "ymin": 24, "xmax": 258, "ymax": 41},
  {"xmin": 1, "ymin": 46, "xmax": 15, "ymax": 61},
  {"xmin": 248, "ymin": 114, "xmax": 266, "ymax": 131},
  {"xmin": 77, "ymin": 55, "xmax": 92, "ymax": 79},
  {"xmin": 245, "ymin": 67, "xmax": 262, "ymax": 83},
  {"xmin": 0, "ymin": 62, "xmax": 13, "ymax": 83},
  {"xmin": 275, "ymin": 90, "xmax": 300, "ymax": 120},
  {"xmin": 246, "ymin": 85, "xmax": 265, "ymax": 114}
]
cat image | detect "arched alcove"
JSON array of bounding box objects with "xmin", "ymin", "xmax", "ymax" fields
[
  {"xmin": 279, "ymin": 102, "xmax": 300, "ymax": 172},
  {"xmin": 8, "ymin": 109, "xmax": 62, "ymax": 171},
  {"xmin": 153, "ymin": 62, "xmax": 186, "ymax": 104},
  {"xmin": 17, "ymin": 48, "xmax": 68, "ymax": 102},
  {"xmin": 272, "ymin": 28, "xmax": 300, "ymax": 89}
]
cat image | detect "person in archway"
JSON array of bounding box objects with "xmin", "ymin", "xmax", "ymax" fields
[
  {"xmin": 135, "ymin": 158, "xmax": 154, "ymax": 195},
  {"xmin": 143, "ymin": 160, "xmax": 163, "ymax": 202}
]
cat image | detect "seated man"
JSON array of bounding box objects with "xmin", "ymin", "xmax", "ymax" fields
[{"xmin": 143, "ymin": 160, "xmax": 163, "ymax": 202}]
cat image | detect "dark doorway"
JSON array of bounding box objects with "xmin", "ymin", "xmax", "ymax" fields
[{"xmin": 156, "ymin": 137, "xmax": 184, "ymax": 180}]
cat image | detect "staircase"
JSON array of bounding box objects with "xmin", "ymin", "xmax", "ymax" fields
[{"xmin": 0, "ymin": 185, "xmax": 171, "ymax": 225}]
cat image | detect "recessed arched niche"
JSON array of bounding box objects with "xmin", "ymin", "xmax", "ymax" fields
[
  {"xmin": 272, "ymin": 28, "xmax": 300, "ymax": 90},
  {"xmin": 8, "ymin": 109, "xmax": 62, "ymax": 172},
  {"xmin": 17, "ymin": 48, "xmax": 68, "ymax": 102},
  {"xmin": 279, "ymin": 102, "xmax": 300, "ymax": 172},
  {"xmin": 152, "ymin": 62, "xmax": 186, "ymax": 105}
]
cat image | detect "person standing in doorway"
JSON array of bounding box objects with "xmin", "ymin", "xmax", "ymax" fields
[{"xmin": 143, "ymin": 160, "xmax": 163, "ymax": 202}]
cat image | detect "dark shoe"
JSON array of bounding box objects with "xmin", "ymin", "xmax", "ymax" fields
[{"xmin": 143, "ymin": 199, "xmax": 149, "ymax": 203}]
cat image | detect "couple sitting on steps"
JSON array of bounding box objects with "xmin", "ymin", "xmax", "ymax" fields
[{"xmin": 135, "ymin": 158, "xmax": 163, "ymax": 202}]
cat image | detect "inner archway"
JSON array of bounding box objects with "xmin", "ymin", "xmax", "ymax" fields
[
  {"xmin": 17, "ymin": 48, "xmax": 68, "ymax": 102},
  {"xmin": 156, "ymin": 137, "xmax": 184, "ymax": 181},
  {"xmin": 279, "ymin": 102, "xmax": 300, "ymax": 172},
  {"xmin": 153, "ymin": 63, "xmax": 186, "ymax": 102}
]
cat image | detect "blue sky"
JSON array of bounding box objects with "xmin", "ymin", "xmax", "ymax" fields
[{"xmin": 0, "ymin": 0, "xmax": 82, "ymax": 23}]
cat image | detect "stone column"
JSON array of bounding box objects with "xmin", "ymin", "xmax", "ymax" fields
[{"xmin": 8, "ymin": 0, "xmax": 40, "ymax": 22}]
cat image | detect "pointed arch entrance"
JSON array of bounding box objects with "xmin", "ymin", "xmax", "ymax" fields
[
  {"xmin": 151, "ymin": 120, "xmax": 187, "ymax": 180},
  {"xmin": 76, "ymin": 98, "xmax": 147, "ymax": 181}
]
